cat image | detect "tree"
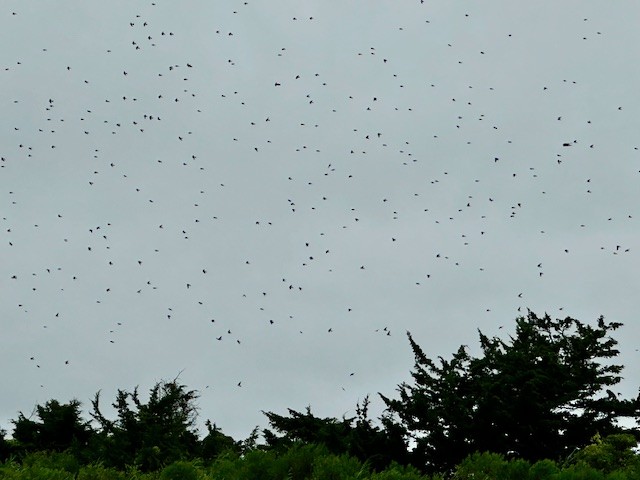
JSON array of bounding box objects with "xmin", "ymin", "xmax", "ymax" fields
[
  {"xmin": 0, "ymin": 427, "xmax": 12, "ymax": 462},
  {"xmin": 263, "ymin": 396, "xmax": 409, "ymax": 471},
  {"xmin": 90, "ymin": 379, "xmax": 200, "ymax": 471},
  {"xmin": 381, "ymin": 311, "xmax": 640, "ymax": 473},
  {"xmin": 263, "ymin": 406, "xmax": 352, "ymax": 453},
  {"xmin": 199, "ymin": 420, "xmax": 240, "ymax": 460},
  {"xmin": 11, "ymin": 399, "xmax": 94, "ymax": 456}
]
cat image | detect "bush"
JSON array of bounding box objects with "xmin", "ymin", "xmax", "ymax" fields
[
  {"xmin": 452, "ymin": 452, "xmax": 507, "ymax": 479},
  {"xmin": 529, "ymin": 459, "xmax": 560, "ymax": 479},
  {"xmin": 77, "ymin": 464, "xmax": 126, "ymax": 480},
  {"xmin": 21, "ymin": 451, "xmax": 80, "ymax": 475},
  {"xmin": 10, "ymin": 465, "xmax": 75, "ymax": 480},
  {"xmin": 123, "ymin": 465, "xmax": 160, "ymax": 480},
  {"xmin": 606, "ymin": 471, "xmax": 630, "ymax": 480},
  {"xmin": 499, "ymin": 458, "xmax": 531, "ymax": 480},
  {"xmin": 159, "ymin": 461, "xmax": 199, "ymax": 480},
  {"xmin": 369, "ymin": 462, "xmax": 427, "ymax": 480},
  {"xmin": 311, "ymin": 453, "xmax": 368, "ymax": 480},
  {"xmin": 205, "ymin": 453, "xmax": 243, "ymax": 480},
  {"xmin": 280, "ymin": 444, "xmax": 325, "ymax": 480},
  {"xmin": 553, "ymin": 463, "xmax": 606, "ymax": 480},
  {"xmin": 574, "ymin": 434, "xmax": 639, "ymax": 474},
  {"xmin": 238, "ymin": 449, "xmax": 283, "ymax": 480}
]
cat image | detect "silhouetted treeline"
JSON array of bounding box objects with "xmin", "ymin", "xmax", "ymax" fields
[{"xmin": 2, "ymin": 311, "xmax": 639, "ymax": 478}]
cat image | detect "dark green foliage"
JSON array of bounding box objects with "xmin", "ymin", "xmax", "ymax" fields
[
  {"xmin": 451, "ymin": 452, "xmax": 532, "ymax": 480},
  {"xmin": 1, "ymin": 440, "xmax": 640, "ymax": 480},
  {"xmin": 199, "ymin": 419, "xmax": 240, "ymax": 460},
  {"xmin": 280, "ymin": 443, "xmax": 322, "ymax": 480},
  {"xmin": 158, "ymin": 460, "xmax": 198, "ymax": 480},
  {"xmin": 571, "ymin": 434, "xmax": 640, "ymax": 474},
  {"xmin": 552, "ymin": 463, "xmax": 606, "ymax": 480},
  {"xmin": 450, "ymin": 451, "xmax": 640, "ymax": 480},
  {"xmin": 262, "ymin": 407, "xmax": 352, "ymax": 452},
  {"xmin": 203, "ymin": 443, "xmax": 422, "ymax": 480},
  {"xmin": 381, "ymin": 312, "xmax": 640, "ymax": 473},
  {"xmin": 11, "ymin": 400, "xmax": 94, "ymax": 457},
  {"xmin": 76, "ymin": 463, "xmax": 127, "ymax": 480},
  {"xmin": 529, "ymin": 459, "xmax": 560, "ymax": 480},
  {"xmin": 451, "ymin": 452, "xmax": 510, "ymax": 479},
  {"xmin": 238, "ymin": 447, "xmax": 283, "ymax": 480},
  {"xmin": 263, "ymin": 396, "xmax": 408, "ymax": 471},
  {"xmin": 21, "ymin": 451, "xmax": 80, "ymax": 474},
  {"xmin": 310, "ymin": 452, "xmax": 368, "ymax": 480},
  {"xmin": 0, "ymin": 427, "xmax": 12, "ymax": 462},
  {"xmin": 211, "ymin": 444, "xmax": 321, "ymax": 480},
  {"xmin": 369, "ymin": 463, "xmax": 428, "ymax": 480},
  {"xmin": 3, "ymin": 465, "xmax": 76, "ymax": 480},
  {"xmin": 5, "ymin": 379, "xmax": 241, "ymax": 471},
  {"xmin": 90, "ymin": 380, "xmax": 200, "ymax": 471}
]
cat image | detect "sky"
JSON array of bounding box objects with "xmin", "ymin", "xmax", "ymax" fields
[{"xmin": 2, "ymin": 1, "xmax": 640, "ymax": 441}]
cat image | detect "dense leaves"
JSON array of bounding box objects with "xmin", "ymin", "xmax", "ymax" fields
[
  {"xmin": 3, "ymin": 439, "xmax": 640, "ymax": 479},
  {"xmin": 199, "ymin": 419, "xmax": 240, "ymax": 459},
  {"xmin": 381, "ymin": 311, "xmax": 640, "ymax": 473},
  {"xmin": 263, "ymin": 396, "xmax": 409, "ymax": 471},
  {"xmin": 11, "ymin": 399, "xmax": 93, "ymax": 457},
  {"xmin": 90, "ymin": 380, "xmax": 201, "ymax": 470}
]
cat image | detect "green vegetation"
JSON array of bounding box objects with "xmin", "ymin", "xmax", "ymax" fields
[
  {"xmin": 3, "ymin": 442, "xmax": 640, "ymax": 480},
  {"xmin": 381, "ymin": 312, "xmax": 639, "ymax": 473},
  {"xmin": 1, "ymin": 312, "xmax": 639, "ymax": 479}
]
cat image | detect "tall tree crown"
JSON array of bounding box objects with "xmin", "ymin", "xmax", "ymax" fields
[{"xmin": 381, "ymin": 311, "xmax": 639, "ymax": 473}]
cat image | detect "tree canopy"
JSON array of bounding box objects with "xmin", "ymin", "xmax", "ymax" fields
[
  {"xmin": 11, "ymin": 399, "xmax": 93, "ymax": 457},
  {"xmin": 90, "ymin": 379, "xmax": 201, "ymax": 470},
  {"xmin": 381, "ymin": 311, "xmax": 640, "ymax": 473},
  {"xmin": 262, "ymin": 396, "xmax": 408, "ymax": 471}
]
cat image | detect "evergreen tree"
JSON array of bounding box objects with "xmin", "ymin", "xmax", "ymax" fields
[
  {"xmin": 90, "ymin": 379, "xmax": 200, "ymax": 470},
  {"xmin": 381, "ymin": 312, "xmax": 640, "ymax": 473},
  {"xmin": 263, "ymin": 396, "xmax": 408, "ymax": 471},
  {"xmin": 0, "ymin": 427, "xmax": 12, "ymax": 461},
  {"xmin": 199, "ymin": 420, "xmax": 240, "ymax": 460},
  {"xmin": 11, "ymin": 399, "xmax": 94, "ymax": 456}
]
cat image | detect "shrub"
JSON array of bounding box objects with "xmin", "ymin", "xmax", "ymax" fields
[
  {"xmin": 205, "ymin": 453, "xmax": 243, "ymax": 480},
  {"xmin": 369, "ymin": 462, "xmax": 427, "ymax": 480},
  {"xmin": 21, "ymin": 451, "xmax": 80, "ymax": 475},
  {"xmin": 574, "ymin": 434, "xmax": 639, "ymax": 474},
  {"xmin": 239, "ymin": 449, "xmax": 283, "ymax": 480},
  {"xmin": 606, "ymin": 471, "xmax": 630, "ymax": 480},
  {"xmin": 123, "ymin": 465, "xmax": 160, "ymax": 480},
  {"xmin": 77, "ymin": 463, "xmax": 126, "ymax": 480},
  {"xmin": 159, "ymin": 461, "xmax": 199, "ymax": 480},
  {"xmin": 11, "ymin": 465, "xmax": 75, "ymax": 480},
  {"xmin": 499, "ymin": 458, "xmax": 531, "ymax": 480},
  {"xmin": 311, "ymin": 453, "xmax": 368, "ymax": 480},
  {"xmin": 553, "ymin": 463, "xmax": 606, "ymax": 480},
  {"xmin": 529, "ymin": 459, "xmax": 560, "ymax": 479},
  {"xmin": 452, "ymin": 452, "xmax": 507, "ymax": 479},
  {"xmin": 280, "ymin": 444, "xmax": 324, "ymax": 480}
]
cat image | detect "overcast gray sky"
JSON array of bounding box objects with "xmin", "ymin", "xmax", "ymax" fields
[{"xmin": 2, "ymin": 0, "xmax": 640, "ymax": 440}]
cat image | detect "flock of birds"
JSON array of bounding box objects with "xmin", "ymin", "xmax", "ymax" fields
[{"xmin": 2, "ymin": 1, "xmax": 639, "ymax": 436}]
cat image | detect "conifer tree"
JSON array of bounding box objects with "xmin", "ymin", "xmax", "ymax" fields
[{"xmin": 381, "ymin": 312, "xmax": 640, "ymax": 473}]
